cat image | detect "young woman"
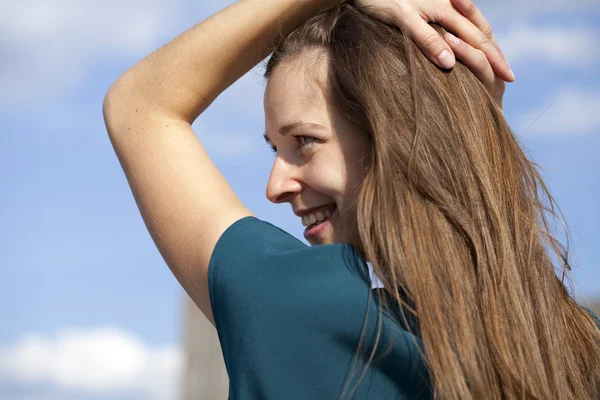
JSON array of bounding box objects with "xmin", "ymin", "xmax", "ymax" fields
[{"xmin": 103, "ymin": 0, "xmax": 600, "ymax": 398}]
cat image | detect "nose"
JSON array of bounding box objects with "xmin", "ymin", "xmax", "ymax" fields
[{"xmin": 266, "ymin": 156, "xmax": 302, "ymax": 204}]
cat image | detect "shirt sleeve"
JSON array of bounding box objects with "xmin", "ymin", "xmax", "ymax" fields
[
  {"xmin": 208, "ymin": 216, "xmax": 310, "ymax": 322},
  {"xmin": 209, "ymin": 216, "xmax": 305, "ymax": 325}
]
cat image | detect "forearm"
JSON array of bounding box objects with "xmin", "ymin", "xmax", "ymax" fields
[{"xmin": 106, "ymin": 0, "xmax": 338, "ymax": 124}]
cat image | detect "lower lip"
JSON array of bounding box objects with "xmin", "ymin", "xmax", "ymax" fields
[{"xmin": 303, "ymin": 208, "xmax": 336, "ymax": 240}]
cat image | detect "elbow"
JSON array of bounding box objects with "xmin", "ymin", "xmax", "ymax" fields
[
  {"xmin": 103, "ymin": 74, "xmax": 183, "ymax": 135},
  {"xmin": 102, "ymin": 86, "xmax": 118, "ymax": 136},
  {"xmin": 102, "ymin": 76, "xmax": 136, "ymax": 137}
]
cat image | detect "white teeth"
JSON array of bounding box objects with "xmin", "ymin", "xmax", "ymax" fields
[{"xmin": 300, "ymin": 206, "xmax": 335, "ymax": 227}]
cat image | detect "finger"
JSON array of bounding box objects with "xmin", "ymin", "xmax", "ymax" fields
[
  {"xmin": 451, "ymin": 0, "xmax": 500, "ymax": 51},
  {"xmin": 444, "ymin": 32, "xmax": 496, "ymax": 91},
  {"xmin": 400, "ymin": 9, "xmax": 456, "ymax": 69},
  {"xmin": 439, "ymin": 8, "xmax": 514, "ymax": 82}
]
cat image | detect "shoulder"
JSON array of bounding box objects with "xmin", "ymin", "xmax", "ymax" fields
[
  {"xmin": 209, "ymin": 216, "xmax": 370, "ymax": 300},
  {"xmin": 209, "ymin": 216, "xmax": 367, "ymax": 276},
  {"xmin": 208, "ymin": 216, "xmax": 372, "ymax": 319}
]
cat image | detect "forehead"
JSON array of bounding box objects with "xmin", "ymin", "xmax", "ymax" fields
[{"xmin": 264, "ymin": 50, "xmax": 331, "ymax": 132}]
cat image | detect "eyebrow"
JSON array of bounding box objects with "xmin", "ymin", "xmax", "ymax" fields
[{"xmin": 263, "ymin": 121, "xmax": 327, "ymax": 144}]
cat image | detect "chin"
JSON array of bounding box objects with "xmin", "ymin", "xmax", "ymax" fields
[
  {"xmin": 308, "ymin": 238, "xmax": 325, "ymax": 246},
  {"xmin": 308, "ymin": 235, "xmax": 333, "ymax": 246}
]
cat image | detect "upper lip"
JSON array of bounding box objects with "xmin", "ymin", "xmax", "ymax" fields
[{"xmin": 293, "ymin": 203, "xmax": 336, "ymax": 217}]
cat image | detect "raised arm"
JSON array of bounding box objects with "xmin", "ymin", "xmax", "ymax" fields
[
  {"xmin": 102, "ymin": 0, "xmax": 511, "ymax": 326},
  {"xmin": 103, "ymin": 0, "xmax": 339, "ymax": 325}
]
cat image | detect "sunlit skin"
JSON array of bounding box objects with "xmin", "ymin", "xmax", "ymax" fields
[{"xmin": 264, "ymin": 50, "xmax": 369, "ymax": 246}]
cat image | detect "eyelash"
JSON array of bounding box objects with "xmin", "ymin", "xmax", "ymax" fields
[{"xmin": 270, "ymin": 135, "xmax": 316, "ymax": 154}]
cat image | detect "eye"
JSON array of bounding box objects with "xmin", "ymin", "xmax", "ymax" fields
[
  {"xmin": 267, "ymin": 135, "xmax": 317, "ymax": 155},
  {"xmin": 294, "ymin": 135, "xmax": 316, "ymax": 150}
]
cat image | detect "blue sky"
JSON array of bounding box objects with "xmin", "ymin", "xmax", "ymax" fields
[{"xmin": 1, "ymin": 0, "xmax": 599, "ymax": 398}]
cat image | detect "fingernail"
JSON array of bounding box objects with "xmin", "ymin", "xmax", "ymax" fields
[
  {"xmin": 446, "ymin": 33, "xmax": 459, "ymax": 45},
  {"xmin": 437, "ymin": 50, "xmax": 455, "ymax": 69},
  {"xmin": 509, "ymin": 67, "xmax": 516, "ymax": 80}
]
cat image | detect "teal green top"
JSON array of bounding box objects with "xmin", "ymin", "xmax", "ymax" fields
[
  {"xmin": 209, "ymin": 216, "xmax": 430, "ymax": 399},
  {"xmin": 208, "ymin": 216, "xmax": 600, "ymax": 399}
]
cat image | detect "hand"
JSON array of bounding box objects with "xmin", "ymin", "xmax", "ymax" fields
[{"xmin": 354, "ymin": 0, "xmax": 512, "ymax": 108}]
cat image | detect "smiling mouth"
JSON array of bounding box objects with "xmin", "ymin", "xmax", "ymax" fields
[
  {"xmin": 301, "ymin": 204, "xmax": 337, "ymax": 228},
  {"xmin": 306, "ymin": 215, "xmax": 328, "ymax": 230},
  {"xmin": 302, "ymin": 205, "xmax": 337, "ymax": 241}
]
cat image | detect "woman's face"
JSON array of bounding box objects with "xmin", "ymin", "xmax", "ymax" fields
[{"xmin": 263, "ymin": 50, "xmax": 369, "ymax": 246}]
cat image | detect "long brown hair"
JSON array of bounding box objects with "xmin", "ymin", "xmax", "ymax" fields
[{"xmin": 264, "ymin": 2, "xmax": 600, "ymax": 399}]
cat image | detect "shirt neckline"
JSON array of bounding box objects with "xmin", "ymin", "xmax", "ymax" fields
[{"xmin": 366, "ymin": 262, "xmax": 385, "ymax": 289}]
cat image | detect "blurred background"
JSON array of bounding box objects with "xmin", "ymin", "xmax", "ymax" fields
[{"xmin": 1, "ymin": 0, "xmax": 599, "ymax": 399}]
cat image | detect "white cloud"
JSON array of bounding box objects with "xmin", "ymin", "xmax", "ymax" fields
[
  {"xmin": 3, "ymin": 0, "xmax": 598, "ymax": 107},
  {"xmin": 0, "ymin": 0, "xmax": 184, "ymax": 106},
  {"xmin": 0, "ymin": 327, "xmax": 182, "ymax": 400},
  {"xmin": 0, "ymin": 0, "xmax": 267, "ymax": 161},
  {"xmin": 497, "ymin": 24, "xmax": 600, "ymax": 68},
  {"xmin": 518, "ymin": 88, "xmax": 600, "ymax": 135}
]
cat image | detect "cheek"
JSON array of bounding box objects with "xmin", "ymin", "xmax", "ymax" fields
[
  {"xmin": 337, "ymin": 133, "xmax": 369, "ymax": 196},
  {"xmin": 338, "ymin": 153, "xmax": 368, "ymax": 221},
  {"xmin": 340, "ymin": 145, "xmax": 367, "ymax": 192},
  {"xmin": 308, "ymin": 153, "xmax": 348, "ymax": 196}
]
